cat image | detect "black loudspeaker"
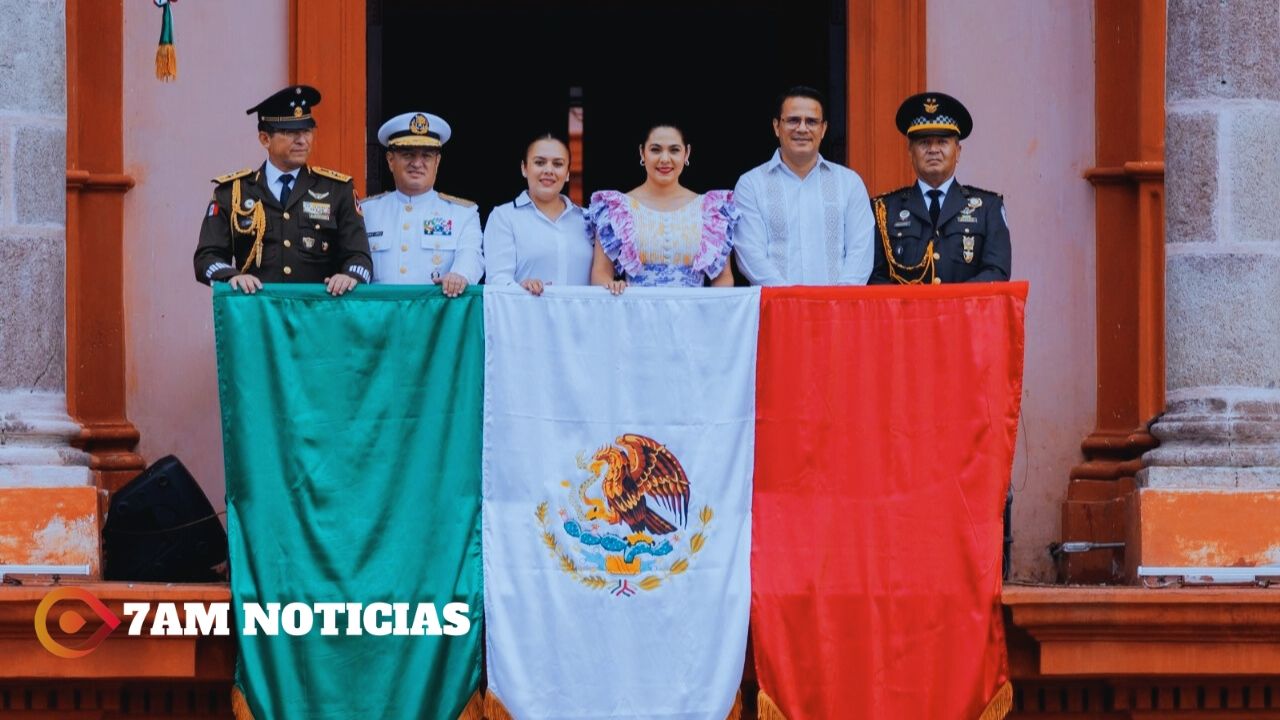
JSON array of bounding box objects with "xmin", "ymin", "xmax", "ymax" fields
[{"xmin": 103, "ymin": 455, "xmax": 228, "ymax": 582}]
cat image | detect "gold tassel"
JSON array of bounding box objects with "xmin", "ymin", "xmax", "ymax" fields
[
  {"xmin": 455, "ymin": 689, "xmax": 484, "ymax": 720},
  {"xmin": 724, "ymin": 690, "xmax": 742, "ymax": 720},
  {"xmin": 230, "ymin": 178, "xmax": 267, "ymax": 272},
  {"xmin": 977, "ymin": 680, "xmax": 1013, "ymax": 720},
  {"xmin": 230, "ymin": 686, "xmax": 255, "ymax": 720},
  {"xmin": 757, "ymin": 689, "xmax": 788, "ymax": 720},
  {"xmin": 484, "ymin": 690, "xmax": 516, "ymax": 720},
  {"xmin": 155, "ymin": 43, "xmax": 177, "ymax": 82}
]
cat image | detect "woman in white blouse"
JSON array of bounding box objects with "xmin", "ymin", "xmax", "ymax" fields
[{"xmin": 483, "ymin": 135, "xmax": 591, "ymax": 295}]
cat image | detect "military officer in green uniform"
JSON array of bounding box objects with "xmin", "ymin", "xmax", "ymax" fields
[
  {"xmin": 193, "ymin": 85, "xmax": 372, "ymax": 295},
  {"xmin": 870, "ymin": 92, "xmax": 1011, "ymax": 284}
]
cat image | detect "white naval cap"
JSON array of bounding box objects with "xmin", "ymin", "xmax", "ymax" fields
[{"xmin": 377, "ymin": 112, "xmax": 451, "ymax": 149}]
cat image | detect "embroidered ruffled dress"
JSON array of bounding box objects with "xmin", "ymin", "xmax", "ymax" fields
[{"xmin": 586, "ymin": 189, "xmax": 739, "ymax": 287}]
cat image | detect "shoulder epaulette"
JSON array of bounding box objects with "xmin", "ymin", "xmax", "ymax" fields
[
  {"xmin": 875, "ymin": 185, "xmax": 914, "ymax": 200},
  {"xmin": 310, "ymin": 166, "xmax": 353, "ymax": 183},
  {"xmin": 439, "ymin": 192, "xmax": 476, "ymax": 208},
  {"xmin": 360, "ymin": 191, "xmax": 390, "ymax": 203},
  {"xmin": 962, "ymin": 184, "xmax": 1003, "ymax": 199},
  {"xmin": 212, "ymin": 168, "xmax": 253, "ymax": 184}
]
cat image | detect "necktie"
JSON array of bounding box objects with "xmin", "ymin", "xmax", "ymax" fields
[
  {"xmin": 278, "ymin": 174, "xmax": 295, "ymax": 206},
  {"xmin": 927, "ymin": 188, "xmax": 943, "ymax": 228}
]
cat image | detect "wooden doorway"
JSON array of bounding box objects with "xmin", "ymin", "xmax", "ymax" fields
[{"xmin": 368, "ymin": 0, "xmax": 847, "ymax": 215}]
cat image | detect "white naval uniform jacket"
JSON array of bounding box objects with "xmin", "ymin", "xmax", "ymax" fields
[{"xmin": 361, "ymin": 188, "xmax": 485, "ymax": 284}]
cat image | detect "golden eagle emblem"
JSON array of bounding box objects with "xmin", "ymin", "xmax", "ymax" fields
[
  {"xmin": 537, "ymin": 434, "xmax": 713, "ymax": 597},
  {"xmin": 409, "ymin": 113, "xmax": 430, "ymax": 135}
]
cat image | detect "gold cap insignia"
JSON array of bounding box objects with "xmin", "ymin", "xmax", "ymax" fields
[
  {"xmin": 410, "ymin": 113, "xmax": 430, "ymax": 135},
  {"xmin": 293, "ymin": 106, "xmax": 303, "ymax": 118},
  {"xmin": 924, "ymin": 98, "xmax": 939, "ymax": 113}
]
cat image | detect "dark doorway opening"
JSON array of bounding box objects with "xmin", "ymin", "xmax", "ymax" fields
[{"xmin": 368, "ymin": 0, "xmax": 845, "ymax": 218}]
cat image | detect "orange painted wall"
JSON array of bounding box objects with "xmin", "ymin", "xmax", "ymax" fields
[{"xmin": 0, "ymin": 487, "xmax": 100, "ymax": 574}]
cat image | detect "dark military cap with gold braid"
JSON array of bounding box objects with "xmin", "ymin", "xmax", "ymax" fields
[
  {"xmin": 246, "ymin": 85, "xmax": 321, "ymax": 130},
  {"xmin": 895, "ymin": 91, "xmax": 973, "ymax": 140}
]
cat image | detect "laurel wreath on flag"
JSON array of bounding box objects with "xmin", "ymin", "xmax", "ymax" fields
[{"xmin": 535, "ymin": 502, "xmax": 713, "ymax": 593}]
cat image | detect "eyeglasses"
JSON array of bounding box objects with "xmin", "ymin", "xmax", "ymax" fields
[{"xmin": 781, "ymin": 117, "xmax": 824, "ymax": 130}]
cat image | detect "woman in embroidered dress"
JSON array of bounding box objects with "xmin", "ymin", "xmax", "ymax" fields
[
  {"xmin": 484, "ymin": 134, "xmax": 591, "ymax": 295},
  {"xmin": 587, "ymin": 124, "xmax": 738, "ymax": 293}
]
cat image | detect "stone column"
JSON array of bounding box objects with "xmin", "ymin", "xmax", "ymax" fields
[
  {"xmin": 0, "ymin": 2, "xmax": 97, "ymax": 575},
  {"xmin": 1134, "ymin": 0, "xmax": 1280, "ymax": 574}
]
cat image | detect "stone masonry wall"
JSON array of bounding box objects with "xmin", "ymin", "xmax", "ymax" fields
[{"xmin": 0, "ymin": 2, "xmax": 67, "ymax": 391}]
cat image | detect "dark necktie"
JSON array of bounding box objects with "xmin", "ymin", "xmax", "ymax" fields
[
  {"xmin": 927, "ymin": 188, "xmax": 943, "ymax": 228},
  {"xmin": 278, "ymin": 173, "xmax": 295, "ymax": 206}
]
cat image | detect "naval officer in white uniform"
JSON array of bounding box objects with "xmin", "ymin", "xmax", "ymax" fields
[{"xmin": 361, "ymin": 111, "xmax": 483, "ymax": 296}]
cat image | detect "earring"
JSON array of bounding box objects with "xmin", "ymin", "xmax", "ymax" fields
[
  {"xmin": 686, "ymin": 159, "xmax": 691, "ymax": 166},
  {"xmin": 639, "ymin": 160, "xmax": 645, "ymax": 166}
]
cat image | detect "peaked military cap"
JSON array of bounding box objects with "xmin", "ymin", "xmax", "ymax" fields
[
  {"xmin": 378, "ymin": 112, "xmax": 451, "ymax": 149},
  {"xmin": 895, "ymin": 92, "xmax": 973, "ymax": 140},
  {"xmin": 246, "ymin": 85, "xmax": 321, "ymax": 130}
]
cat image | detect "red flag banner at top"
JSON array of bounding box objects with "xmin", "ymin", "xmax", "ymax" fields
[{"xmin": 751, "ymin": 283, "xmax": 1027, "ymax": 720}]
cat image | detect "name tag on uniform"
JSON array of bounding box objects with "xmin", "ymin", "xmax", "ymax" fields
[
  {"xmin": 893, "ymin": 220, "xmax": 912, "ymax": 228},
  {"xmin": 368, "ymin": 230, "xmax": 383, "ymax": 238},
  {"xmin": 957, "ymin": 214, "xmax": 979, "ymax": 223},
  {"xmin": 302, "ymin": 201, "xmax": 332, "ymax": 222},
  {"xmin": 424, "ymin": 217, "xmax": 453, "ymax": 236}
]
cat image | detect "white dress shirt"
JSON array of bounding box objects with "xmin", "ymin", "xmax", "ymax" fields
[
  {"xmin": 262, "ymin": 160, "xmax": 296, "ymax": 203},
  {"xmin": 483, "ymin": 191, "xmax": 592, "ymax": 286},
  {"xmin": 361, "ymin": 188, "xmax": 484, "ymax": 284},
  {"xmin": 918, "ymin": 175, "xmax": 957, "ymax": 212},
  {"xmin": 732, "ymin": 150, "xmax": 875, "ymax": 286}
]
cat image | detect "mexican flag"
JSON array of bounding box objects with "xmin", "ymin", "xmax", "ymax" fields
[{"xmin": 213, "ymin": 282, "xmax": 1025, "ymax": 720}]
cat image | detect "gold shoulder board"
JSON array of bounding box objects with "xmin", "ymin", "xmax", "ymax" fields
[
  {"xmin": 438, "ymin": 192, "xmax": 476, "ymax": 208},
  {"xmin": 212, "ymin": 168, "xmax": 254, "ymax": 184},
  {"xmin": 310, "ymin": 166, "xmax": 353, "ymax": 183}
]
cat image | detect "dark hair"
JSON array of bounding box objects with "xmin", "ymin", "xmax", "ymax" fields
[
  {"xmin": 775, "ymin": 86, "xmax": 827, "ymax": 119},
  {"xmin": 640, "ymin": 123, "xmax": 687, "ymax": 146},
  {"xmin": 522, "ymin": 133, "xmax": 570, "ymax": 162}
]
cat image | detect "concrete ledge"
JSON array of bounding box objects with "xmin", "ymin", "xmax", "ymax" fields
[{"xmin": 1005, "ymin": 584, "xmax": 1280, "ymax": 677}]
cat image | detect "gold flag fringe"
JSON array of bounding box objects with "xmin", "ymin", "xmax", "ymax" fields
[
  {"xmin": 756, "ymin": 688, "xmax": 788, "ymax": 720},
  {"xmin": 231, "ymin": 686, "xmax": 255, "ymax": 720},
  {"xmin": 978, "ymin": 680, "xmax": 1013, "ymax": 720},
  {"xmin": 484, "ymin": 690, "xmax": 515, "ymax": 720},
  {"xmin": 155, "ymin": 44, "xmax": 177, "ymax": 82},
  {"xmin": 456, "ymin": 689, "xmax": 484, "ymax": 720},
  {"xmin": 724, "ymin": 690, "xmax": 742, "ymax": 720}
]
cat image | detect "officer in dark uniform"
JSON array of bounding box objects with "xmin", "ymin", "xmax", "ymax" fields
[
  {"xmin": 193, "ymin": 85, "xmax": 372, "ymax": 295},
  {"xmin": 870, "ymin": 92, "xmax": 1011, "ymax": 285}
]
